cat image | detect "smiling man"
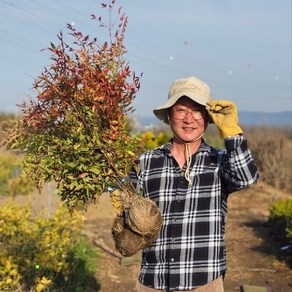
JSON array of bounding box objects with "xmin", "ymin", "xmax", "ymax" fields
[{"xmin": 127, "ymin": 76, "xmax": 259, "ymax": 292}]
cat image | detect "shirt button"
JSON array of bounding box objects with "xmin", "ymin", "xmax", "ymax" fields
[{"xmin": 170, "ymin": 258, "xmax": 174, "ymax": 262}]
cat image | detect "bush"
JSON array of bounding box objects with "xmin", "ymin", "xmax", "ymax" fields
[
  {"xmin": 245, "ymin": 126, "xmax": 292, "ymax": 193},
  {"xmin": 3, "ymin": 2, "xmax": 141, "ymax": 213},
  {"xmin": 0, "ymin": 201, "xmax": 98, "ymax": 291},
  {"xmin": 204, "ymin": 125, "xmax": 224, "ymax": 149},
  {"xmin": 0, "ymin": 150, "xmax": 34, "ymax": 197},
  {"xmin": 0, "ymin": 114, "xmax": 18, "ymax": 145},
  {"xmin": 138, "ymin": 130, "xmax": 172, "ymax": 149},
  {"xmin": 66, "ymin": 237, "xmax": 99, "ymax": 291},
  {"xmin": 269, "ymin": 199, "xmax": 292, "ymax": 245}
]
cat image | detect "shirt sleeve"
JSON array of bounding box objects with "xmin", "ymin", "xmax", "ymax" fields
[
  {"xmin": 221, "ymin": 136, "xmax": 259, "ymax": 194},
  {"xmin": 129, "ymin": 157, "xmax": 143, "ymax": 192}
]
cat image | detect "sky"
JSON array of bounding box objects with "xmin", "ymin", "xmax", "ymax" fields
[{"xmin": 0, "ymin": 0, "xmax": 291, "ymax": 119}]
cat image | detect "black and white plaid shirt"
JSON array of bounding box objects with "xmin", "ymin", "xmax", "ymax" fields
[{"xmin": 130, "ymin": 136, "xmax": 258, "ymax": 291}]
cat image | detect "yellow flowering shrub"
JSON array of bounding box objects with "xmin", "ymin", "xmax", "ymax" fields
[
  {"xmin": 35, "ymin": 277, "xmax": 52, "ymax": 292},
  {"xmin": 139, "ymin": 130, "xmax": 171, "ymax": 150},
  {"xmin": 0, "ymin": 257, "xmax": 22, "ymax": 291},
  {"xmin": 0, "ymin": 201, "xmax": 98, "ymax": 291}
]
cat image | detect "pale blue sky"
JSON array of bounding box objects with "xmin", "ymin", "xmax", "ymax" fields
[{"xmin": 0, "ymin": 0, "xmax": 291, "ymax": 118}]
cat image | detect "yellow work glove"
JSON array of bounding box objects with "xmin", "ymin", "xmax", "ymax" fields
[
  {"xmin": 110, "ymin": 189, "xmax": 124, "ymax": 216},
  {"xmin": 206, "ymin": 100, "xmax": 243, "ymax": 139}
]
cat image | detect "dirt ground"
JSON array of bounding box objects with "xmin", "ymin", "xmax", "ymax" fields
[
  {"xmin": 85, "ymin": 181, "xmax": 292, "ymax": 292},
  {"xmin": 1, "ymin": 181, "xmax": 291, "ymax": 292}
]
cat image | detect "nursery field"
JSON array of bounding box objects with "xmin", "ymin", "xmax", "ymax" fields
[
  {"xmin": 1, "ymin": 121, "xmax": 291, "ymax": 291},
  {"xmin": 0, "ymin": 1, "xmax": 290, "ymax": 289},
  {"xmin": 1, "ymin": 181, "xmax": 291, "ymax": 292}
]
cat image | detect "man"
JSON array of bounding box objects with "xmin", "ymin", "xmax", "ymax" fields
[{"xmin": 129, "ymin": 76, "xmax": 258, "ymax": 292}]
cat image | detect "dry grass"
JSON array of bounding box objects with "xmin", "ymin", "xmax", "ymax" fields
[{"xmin": 245, "ymin": 126, "xmax": 292, "ymax": 194}]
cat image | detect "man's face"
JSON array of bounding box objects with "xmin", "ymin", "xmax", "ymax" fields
[{"xmin": 169, "ymin": 96, "xmax": 208, "ymax": 143}]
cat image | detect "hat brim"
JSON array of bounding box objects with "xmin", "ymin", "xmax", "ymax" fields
[{"xmin": 153, "ymin": 93, "xmax": 212, "ymax": 124}]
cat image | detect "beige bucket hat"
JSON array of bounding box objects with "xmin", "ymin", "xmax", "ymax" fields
[{"xmin": 153, "ymin": 76, "xmax": 212, "ymax": 124}]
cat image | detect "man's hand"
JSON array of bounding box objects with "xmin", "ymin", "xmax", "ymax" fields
[
  {"xmin": 110, "ymin": 189, "xmax": 124, "ymax": 216},
  {"xmin": 206, "ymin": 100, "xmax": 243, "ymax": 139}
]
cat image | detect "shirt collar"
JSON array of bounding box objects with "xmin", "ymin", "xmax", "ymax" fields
[{"xmin": 159, "ymin": 139, "xmax": 212, "ymax": 156}]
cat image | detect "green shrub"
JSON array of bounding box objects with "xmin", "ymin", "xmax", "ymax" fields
[
  {"xmin": 0, "ymin": 150, "xmax": 34, "ymax": 197},
  {"xmin": 203, "ymin": 125, "xmax": 225, "ymax": 149},
  {"xmin": 66, "ymin": 237, "xmax": 99, "ymax": 291},
  {"xmin": 0, "ymin": 151, "xmax": 21, "ymax": 196},
  {"xmin": 0, "ymin": 201, "xmax": 99, "ymax": 291},
  {"xmin": 269, "ymin": 199, "xmax": 292, "ymax": 245}
]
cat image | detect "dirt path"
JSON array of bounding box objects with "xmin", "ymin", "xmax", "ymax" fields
[{"xmin": 83, "ymin": 181, "xmax": 292, "ymax": 292}]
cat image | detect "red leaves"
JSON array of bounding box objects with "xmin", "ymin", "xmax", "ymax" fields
[
  {"xmin": 73, "ymin": 31, "xmax": 83, "ymax": 39},
  {"xmin": 120, "ymin": 65, "xmax": 130, "ymax": 78},
  {"xmin": 101, "ymin": 42, "xmax": 108, "ymax": 51},
  {"xmin": 124, "ymin": 82, "xmax": 132, "ymax": 91},
  {"xmin": 38, "ymin": 89, "xmax": 49, "ymax": 100}
]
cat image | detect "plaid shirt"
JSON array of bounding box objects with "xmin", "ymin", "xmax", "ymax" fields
[{"xmin": 129, "ymin": 136, "xmax": 258, "ymax": 291}]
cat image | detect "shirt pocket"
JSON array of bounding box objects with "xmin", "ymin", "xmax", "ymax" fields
[
  {"xmin": 191, "ymin": 166, "xmax": 221, "ymax": 211},
  {"xmin": 191, "ymin": 164, "xmax": 220, "ymax": 189}
]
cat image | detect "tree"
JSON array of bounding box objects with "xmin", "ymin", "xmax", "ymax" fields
[{"xmin": 4, "ymin": 1, "xmax": 142, "ymax": 212}]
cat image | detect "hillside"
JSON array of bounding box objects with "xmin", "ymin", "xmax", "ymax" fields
[{"xmin": 238, "ymin": 111, "xmax": 291, "ymax": 126}]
